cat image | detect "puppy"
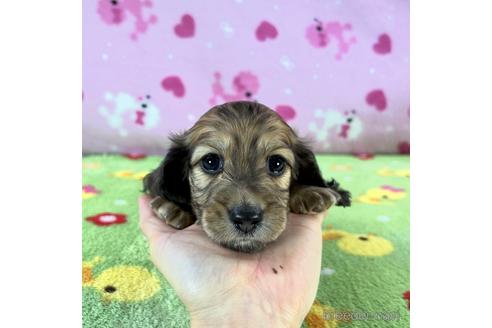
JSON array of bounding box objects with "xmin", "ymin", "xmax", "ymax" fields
[{"xmin": 143, "ymin": 101, "xmax": 351, "ymax": 252}]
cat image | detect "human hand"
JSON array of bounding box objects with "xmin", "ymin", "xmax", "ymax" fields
[{"xmin": 139, "ymin": 195, "xmax": 325, "ymax": 328}]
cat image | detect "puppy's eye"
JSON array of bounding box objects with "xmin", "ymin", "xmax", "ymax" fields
[
  {"xmin": 201, "ymin": 153, "xmax": 223, "ymax": 174},
  {"xmin": 268, "ymin": 155, "xmax": 286, "ymax": 176}
]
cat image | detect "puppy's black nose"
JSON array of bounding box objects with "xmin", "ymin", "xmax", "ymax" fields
[{"xmin": 229, "ymin": 205, "xmax": 263, "ymax": 233}]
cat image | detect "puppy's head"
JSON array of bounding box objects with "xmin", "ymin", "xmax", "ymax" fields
[{"xmin": 144, "ymin": 101, "xmax": 337, "ymax": 252}]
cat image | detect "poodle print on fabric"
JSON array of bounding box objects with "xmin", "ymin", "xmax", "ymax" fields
[
  {"xmin": 308, "ymin": 109, "xmax": 363, "ymax": 149},
  {"xmin": 84, "ymin": 0, "xmax": 409, "ymax": 154},
  {"xmin": 97, "ymin": 0, "xmax": 157, "ymax": 40},
  {"xmin": 306, "ymin": 19, "xmax": 357, "ymax": 60},
  {"xmin": 209, "ymin": 72, "xmax": 260, "ymax": 105},
  {"xmin": 98, "ymin": 92, "xmax": 160, "ymax": 137}
]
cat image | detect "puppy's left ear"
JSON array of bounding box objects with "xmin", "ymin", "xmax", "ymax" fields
[
  {"xmin": 143, "ymin": 134, "xmax": 192, "ymax": 212},
  {"xmin": 292, "ymin": 141, "xmax": 351, "ymax": 207}
]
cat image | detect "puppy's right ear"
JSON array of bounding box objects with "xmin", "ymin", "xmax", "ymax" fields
[
  {"xmin": 292, "ymin": 140, "xmax": 352, "ymax": 207},
  {"xmin": 143, "ymin": 134, "xmax": 192, "ymax": 212},
  {"xmin": 292, "ymin": 140, "xmax": 327, "ymax": 188}
]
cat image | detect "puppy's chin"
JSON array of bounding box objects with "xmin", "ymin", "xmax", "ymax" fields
[
  {"xmin": 199, "ymin": 206, "xmax": 288, "ymax": 253},
  {"xmin": 202, "ymin": 225, "xmax": 271, "ymax": 253},
  {"xmin": 219, "ymin": 239, "xmax": 267, "ymax": 253},
  {"xmin": 201, "ymin": 217, "xmax": 287, "ymax": 253}
]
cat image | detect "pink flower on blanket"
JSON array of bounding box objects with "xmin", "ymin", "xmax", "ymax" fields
[
  {"xmin": 380, "ymin": 185, "xmax": 405, "ymax": 193},
  {"xmin": 358, "ymin": 186, "xmax": 406, "ymax": 205},
  {"xmin": 83, "ymin": 185, "xmax": 101, "ymax": 199}
]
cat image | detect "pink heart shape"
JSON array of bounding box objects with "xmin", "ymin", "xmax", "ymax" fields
[
  {"xmin": 255, "ymin": 21, "xmax": 278, "ymax": 42},
  {"xmin": 275, "ymin": 105, "xmax": 296, "ymax": 121},
  {"xmin": 366, "ymin": 89, "xmax": 387, "ymax": 111},
  {"xmin": 373, "ymin": 33, "xmax": 392, "ymax": 54},
  {"xmin": 161, "ymin": 76, "xmax": 185, "ymax": 98},
  {"xmin": 174, "ymin": 14, "xmax": 195, "ymax": 38},
  {"xmin": 398, "ymin": 141, "xmax": 410, "ymax": 154}
]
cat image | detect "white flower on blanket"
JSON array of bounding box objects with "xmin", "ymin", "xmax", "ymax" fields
[
  {"xmin": 321, "ymin": 267, "xmax": 336, "ymax": 276},
  {"xmin": 308, "ymin": 108, "xmax": 363, "ymax": 149},
  {"xmin": 99, "ymin": 92, "xmax": 160, "ymax": 137}
]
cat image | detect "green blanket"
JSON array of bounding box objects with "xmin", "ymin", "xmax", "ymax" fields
[{"xmin": 83, "ymin": 154, "xmax": 409, "ymax": 327}]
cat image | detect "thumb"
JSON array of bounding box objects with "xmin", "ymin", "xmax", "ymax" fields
[{"xmin": 138, "ymin": 195, "xmax": 175, "ymax": 241}]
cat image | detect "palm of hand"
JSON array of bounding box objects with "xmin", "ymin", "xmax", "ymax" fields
[{"xmin": 139, "ymin": 196, "xmax": 324, "ymax": 326}]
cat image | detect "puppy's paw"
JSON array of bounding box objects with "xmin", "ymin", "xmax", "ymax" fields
[
  {"xmin": 150, "ymin": 197, "xmax": 196, "ymax": 229},
  {"xmin": 326, "ymin": 179, "xmax": 352, "ymax": 207},
  {"xmin": 289, "ymin": 186, "xmax": 338, "ymax": 215}
]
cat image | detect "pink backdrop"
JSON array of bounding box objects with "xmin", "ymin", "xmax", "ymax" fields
[{"xmin": 83, "ymin": 0, "xmax": 409, "ymax": 155}]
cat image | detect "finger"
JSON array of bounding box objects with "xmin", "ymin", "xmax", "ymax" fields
[
  {"xmin": 275, "ymin": 212, "xmax": 325, "ymax": 254},
  {"xmin": 138, "ymin": 194, "xmax": 156, "ymax": 220},
  {"xmin": 138, "ymin": 195, "xmax": 175, "ymax": 239},
  {"xmin": 287, "ymin": 211, "xmax": 326, "ymax": 229}
]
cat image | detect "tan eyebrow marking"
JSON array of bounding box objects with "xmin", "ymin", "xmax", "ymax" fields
[
  {"xmin": 190, "ymin": 145, "xmax": 218, "ymax": 166},
  {"xmin": 268, "ymin": 147, "xmax": 295, "ymax": 167}
]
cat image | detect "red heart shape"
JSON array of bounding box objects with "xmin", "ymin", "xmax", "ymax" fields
[
  {"xmin": 255, "ymin": 21, "xmax": 278, "ymax": 42},
  {"xmin": 174, "ymin": 14, "xmax": 195, "ymax": 38},
  {"xmin": 366, "ymin": 89, "xmax": 387, "ymax": 111},
  {"xmin": 397, "ymin": 141, "xmax": 410, "ymax": 154},
  {"xmin": 161, "ymin": 76, "xmax": 185, "ymax": 98},
  {"xmin": 275, "ymin": 105, "xmax": 296, "ymax": 121},
  {"xmin": 373, "ymin": 33, "xmax": 392, "ymax": 54}
]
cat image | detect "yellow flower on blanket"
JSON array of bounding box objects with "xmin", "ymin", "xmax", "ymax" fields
[
  {"xmin": 82, "ymin": 257, "xmax": 103, "ymax": 284},
  {"xmin": 322, "ymin": 229, "xmax": 349, "ymax": 240},
  {"xmin": 338, "ymin": 234, "xmax": 394, "ymax": 256},
  {"xmin": 329, "ymin": 164, "xmax": 352, "ymax": 172},
  {"xmin": 83, "ymin": 257, "xmax": 161, "ymax": 302},
  {"xmin": 377, "ymin": 167, "xmax": 410, "ymax": 177},
  {"xmin": 305, "ymin": 299, "xmax": 338, "ymax": 328},
  {"xmin": 112, "ymin": 170, "xmax": 149, "ymax": 180},
  {"xmin": 83, "ymin": 162, "xmax": 102, "ymax": 170},
  {"xmin": 323, "ymin": 229, "xmax": 394, "ymax": 257},
  {"xmin": 357, "ymin": 185, "xmax": 406, "ymax": 205}
]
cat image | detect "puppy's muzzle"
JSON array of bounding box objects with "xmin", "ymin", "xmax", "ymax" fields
[{"xmin": 229, "ymin": 204, "xmax": 263, "ymax": 234}]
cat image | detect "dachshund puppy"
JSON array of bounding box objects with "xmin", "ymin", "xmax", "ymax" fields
[{"xmin": 143, "ymin": 101, "xmax": 351, "ymax": 253}]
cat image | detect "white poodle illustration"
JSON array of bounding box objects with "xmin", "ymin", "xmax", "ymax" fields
[
  {"xmin": 99, "ymin": 92, "xmax": 160, "ymax": 136},
  {"xmin": 308, "ymin": 109, "xmax": 363, "ymax": 149}
]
